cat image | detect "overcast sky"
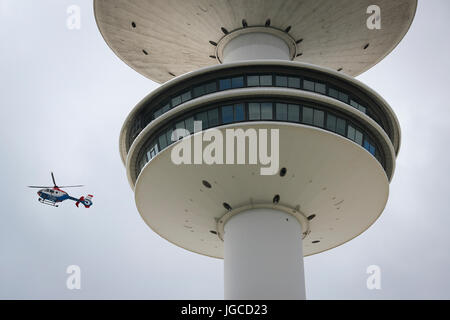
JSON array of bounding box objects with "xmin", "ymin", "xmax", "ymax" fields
[{"xmin": 1, "ymin": 0, "xmax": 449, "ymax": 299}]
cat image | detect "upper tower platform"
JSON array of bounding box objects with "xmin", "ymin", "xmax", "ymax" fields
[{"xmin": 94, "ymin": 0, "xmax": 417, "ymax": 83}]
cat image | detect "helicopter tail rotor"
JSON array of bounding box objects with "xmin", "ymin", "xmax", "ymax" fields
[{"xmin": 75, "ymin": 194, "xmax": 93, "ymax": 208}]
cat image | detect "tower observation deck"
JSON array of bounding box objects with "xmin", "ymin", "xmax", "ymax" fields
[{"xmin": 94, "ymin": 0, "xmax": 417, "ymax": 299}]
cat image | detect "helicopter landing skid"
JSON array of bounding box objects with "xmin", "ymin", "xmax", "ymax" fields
[{"xmin": 38, "ymin": 198, "xmax": 59, "ymax": 207}]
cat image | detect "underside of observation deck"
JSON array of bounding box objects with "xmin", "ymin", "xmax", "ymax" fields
[{"xmin": 94, "ymin": 0, "xmax": 417, "ymax": 83}]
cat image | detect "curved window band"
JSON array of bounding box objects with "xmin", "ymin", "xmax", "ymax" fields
[
  {"xmin": 135, "ymin": 101, "xmax": 384, "ymax": 178},
  {"xmin": 128, "ymin": 73, "xmax": 387, "ymax": 150}
]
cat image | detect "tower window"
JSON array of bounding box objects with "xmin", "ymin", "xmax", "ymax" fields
[
  {"xmin": 248, "ymin": 103, "xmax": 261, "ymax": 120},
  {"xmin": 304, "ymin": 79, "xmax": 315, "ymax": 91},
  {"xmin": 232, "ymin": 76, "xmax": 244, "ymax": 88},
  {"xmin": 276, "ymin": 103, "xmax": 288, "ymax": 120},
  {"xmin": 275, "ymin": 76, "xmax": 288, "ymax": 87},
  {"xmin": 235, "ymin": 104, "xmax": 245, "ymax": 121},
  {"xmin": 219, "ymin": 78, "xmax": 232, "ymax": 90},
  {"xmin": 315, "ymin": 83, "xmax": 326, "ymax": 94},
  {"xmin": 206, "ymin": 81, "xmax": 217, "ymax": 94},
  {"xmin": 195, "ymin": 111, "xmax": 208, "ymax": 129},
  {"xmin": 313, "ymin": 110, "xmax": 324, "ymax": 127},
  {"xmin": 261, "ymin": 103, "xmax": 273, "ymax": 120},
  {"xmin": 288, "ymin": 77, "xmax": 301, "ymax": 88},
  {"xmin": 288, "ymin": 104, "xmax": 300, "ymax": 122},
  {"xmin": 208, "ymin": 108, "xmax": 219, "ymax": 127},
  {"xmin": 247, "ymin": 75, "xmax": 260, "ymax": 87},
  {"xmin": 326, "ymin": 114, "xmax": 336, "ymax": 131},
  {"xmin": 222, "ymin": 105, "xmax": 234, "ymax": 124},
  {"xmin": 336, "ymin": 118, "xmax": 346, "ymax": 136},
  {"xmin": 172, "ymin": 95, "xmax": 182, "ymax": 107},
  {"xmin": 302, "ymin": 107, "xmax": 314, "ymax": 124}
]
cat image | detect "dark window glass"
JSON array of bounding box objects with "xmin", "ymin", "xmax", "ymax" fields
[
  {"xmin": 355, "ymin": 130, "xmax": 363, "ymax": 145},
  {"xmin": 336, "ymin": 118, "xmax": 346, "ymax": 135},
  {"xmin": 329, "ymin": 88, "xmax": 339, "ymax": 99},
  {"xmin": 347, "ymin": 125, "xmax": 356, "ymax": 141},
  {"xmin": 249, "ymin": 103, "xmax": 260, "ymax": 120},
  {"xmin": 181, "ymin": 91, "xmax": 191, "ymax": 102},
  {"xmin": 219, "ymin": 78, "xmax": 232, "ymax": 90},
  {"xmin": 139, "ymin": 157, "xmax": 145, "ymax": 171},
  {"xmin": 288, "ymin": 104, "xmax": 300, "ymax": 122},
  {"xmin": 162, "ymin": 103, "xmax": 170, "ymax": 113},
  {"xmin": 159, "ymin": 134, "xmax": 167, "ymax": 149},
  {"xmin": 148, "ymin": 143, "xmax": 158, "ymax": 159},
  {"xmin": 222, "ymin": 105, "xmax": 234, "ymax": 124},
  {"xmin": 175, "ymin": 121, "xmax": 185, "ymax": 135},
  {"xmin": 302, "ymin": 107, "xmax": 314, "ymax": 124},
  {"xmin": 232, "ymin": 77, "xmax": 244, "ymax": 88},
  {"xmin": 369, "ymin": 144, "xmax": 376, "ymax": 155},
  {"xmin": 326, "ymin": 114, "xmax": 336, "ymax": 131},
  {"xmin": 351, "ymin": 100, "xmax": 368, "ymax": 114},
  {"xmin": 364, "ymin": 140, "xmax": 375, "ymax": 155},
  {"xmin": 288, "ymin": 77, "xmax": 301, "ymax": 88},
  {"xmin": 364, "ymin": 140, "xmax": 370, "ymax": 151},
  {"xmin": 313, "ymin": 110, "xmax": 324, "ymax": 127},
  {"xmin": 261, "ymin": 103, "xmax": 273, "ymax": 120},
  {"xmin": 193, "ymin": 85, "xmax": 206, "ymax": 97},
  {"xmin": 358, "ymin": 105, "xmax": 367, "ymax": 114},
  {"xmin": 205, "ymin": 82, "xmax": 217, "ymax": 93},
  {"xmin": 275, "ymin": 76, "xmax": 287, "ymax": 87},
  {"xmin": 166, "ymin": 130, "xmax": 174, "ymax": 145},
  {"xmin": 235, "ymin": 104, "xmax": 245, "ymax": 121},
  {"xmin": 152, "ymin": 144, "xmax": 158, "ymax": 157},
  {"xmin": 131, "ymin": 120, "xmax": 141, "ymax": 139},
  {"xmin": 136, "ymin": 98, "xmax": 385, "ymax": 174},
  {"xmin": 304, "ymin": 80, "xmax": 315, "ymax": 91},
  {"xmin": 315, "ymin": 83, "xmax": 326, "ymax": 94},
  {"xmin": 195, "ymin": 111, "xmax": 208, "ymax": 129},
  {"xmin": 172, "ymin": 95, "xmax": 182, "ymax": 107},
  {"xmin": 144, "ymin": 114, "xmax": 153, "ymax": 124},
  {"xmin": 260, "ymin": 75, "xmax": 273, "ymax": 86},
  {"xmin": 154, "ymin": 108, "xmax": 163, "ymax": 118},
  {"xmin": 247, "ymin": 75, "xmax": 259, "ymax": 87},
  {"xmin": 276, "ymin": 103, "xmax": 288, "ymax": 120},
  {"xmin": 208, "ymin": 108, "xmax": 219, "ymax": 127},
  {"xmin": 185, "ymin": 117, "xmax": 194, "ymax": 133},
  {"xmin": 338, "ymin": 92, "xmax": 349, "ymax": 103}
]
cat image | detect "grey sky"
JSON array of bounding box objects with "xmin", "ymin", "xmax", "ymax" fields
[{"xmin": 0, "ymin": 0, "xmax": 449, "ymax": 299}]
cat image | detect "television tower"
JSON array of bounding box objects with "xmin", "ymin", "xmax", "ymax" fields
[{"xmin": 94, "ymin": 0, "xmax": 417, "ymax": 299}]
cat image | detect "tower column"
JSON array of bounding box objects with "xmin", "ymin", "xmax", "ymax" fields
[
  {"xmin": 223, "ymin": 208, "xmax": 306, "ymax": 300},
  {"xmin": 222, "ymin": 32, "xmax": 291, "ymax": 63}
]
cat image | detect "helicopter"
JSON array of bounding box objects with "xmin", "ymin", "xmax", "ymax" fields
[{"xmin": 28, "ymin": 172, "xmax": 93, "ymax": 208}]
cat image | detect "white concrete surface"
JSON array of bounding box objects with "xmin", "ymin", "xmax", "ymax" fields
[
  {"xmin": 224, "ymin": 208, "xmax": 306, "ymax": 300},
  {"xmin": 222, "ymin": 32, "xmax": 290, "ymax": 63},
  {"xmin": 94, "ymin": 0, "xmax": 417, "ymax": 82}
]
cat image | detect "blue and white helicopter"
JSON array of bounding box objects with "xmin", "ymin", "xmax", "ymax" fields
[{"xmin": 28, "ymin": 172, "xmax": 93, "ymax": 208}]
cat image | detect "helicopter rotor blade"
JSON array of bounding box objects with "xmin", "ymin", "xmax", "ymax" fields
[
  {"xmin": 28, "ymin": 186, "xmax": 52, "ymax": 189},
  {"xmin": 51, "ymin": 172, "xmax": 57, "ymax": 187},
  {"xmin": 58, "ymin": 185, "xmax": 84, "ymax": 188}
]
